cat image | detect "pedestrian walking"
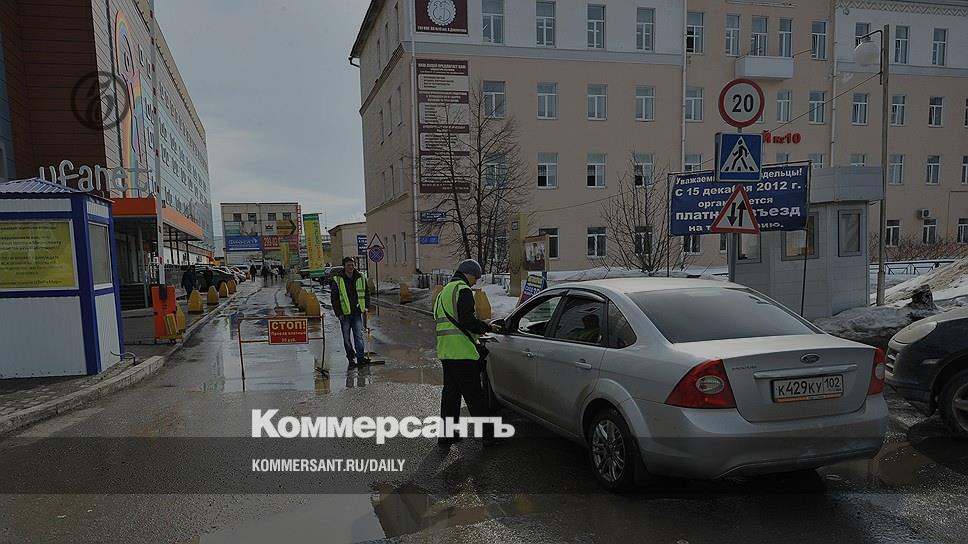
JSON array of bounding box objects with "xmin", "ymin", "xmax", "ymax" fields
[
  {"xmin": 433, "ymin": 259, "xmax": 500, "ymax": 447},
  {"xmin": 330, "ymin": 257, "xmax": 370, "ymax": 368},
  {"xmin": 261, "ymin": 265, "xmax": 270, "ymax": 284},
  {"xmin": 249, "ymin": 264, "xmax": 257, "ymax": 280},
  {"xmin": 180, "ymin": 265, "xmax": 196, "ymax": 297}
]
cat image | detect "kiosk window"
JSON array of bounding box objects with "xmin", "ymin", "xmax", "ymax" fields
[{"xmin": 89, "ymin": 222, "xmax": 112, "ymax": 286}]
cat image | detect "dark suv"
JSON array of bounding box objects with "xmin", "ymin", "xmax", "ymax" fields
[{"xmin": 887, "ymin": 307, "xmax": 968, "ymax": 436}]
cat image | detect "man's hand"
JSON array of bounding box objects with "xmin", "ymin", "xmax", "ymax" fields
[{"xmin": 489, "ymin": 323, "xmax": 503, "ymax": 333}]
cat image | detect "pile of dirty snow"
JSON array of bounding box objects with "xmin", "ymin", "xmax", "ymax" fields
[{"xmin": 883, "ymin": 258, "xmax": 968, "ymax": 305}]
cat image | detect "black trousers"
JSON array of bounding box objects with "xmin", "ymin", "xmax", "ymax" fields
[{"xmin": 440, "ymin": 359, "xmax": 492, "ymax": 438}]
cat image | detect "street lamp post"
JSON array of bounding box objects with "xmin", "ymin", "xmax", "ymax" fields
[{"xmin": 854, "ymin": 25, "xmax": 890, "ymax": 306}]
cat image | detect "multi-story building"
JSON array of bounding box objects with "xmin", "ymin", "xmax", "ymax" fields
[
  {"xmin": 220, "ymin": 203, "xmax": 302, "ymax": 266},
  {"xmin": 352, "ymin": 0, "xmax": 968, "ymax": 280},
  {"xmin": 328, "ymin": 221, "xmax": 368, "ymax": 268},
  {"xmin": 0, "ymin": 0, "xmax": 215, "ymax": 307}
]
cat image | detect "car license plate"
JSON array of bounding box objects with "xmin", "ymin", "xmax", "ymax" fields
[{"xmin": 772, "ymin": 375, "xmax": 843, "ymax": 403}]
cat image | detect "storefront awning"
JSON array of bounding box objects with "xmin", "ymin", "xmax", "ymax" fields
[{"xmin": 112, "ymin": 197, "xmax": 206, "ymax": 241}]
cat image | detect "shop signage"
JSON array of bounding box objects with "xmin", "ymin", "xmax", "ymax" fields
[
  {"xmin": 38, "ymin": 160, "xmax": 152, "ymax": 196},
  {"xmin": 762, "ymin": 131, "xmax": 802, "ymax": 144},
  {"xmin": 0, "ymin": 221, "xmax": 77, "ymax": 290},
  {"xmin": 415, "ymin": 0, "xmax": 468, "ymax": 34},
  {"xmin": 357, "ymin": 234, "xmax": 368, "ymax": 256},
  {"xmin": 226, "ymin": 236, "xmax": 261, "ymax": 252}
]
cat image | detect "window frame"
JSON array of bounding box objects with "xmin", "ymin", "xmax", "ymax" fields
[
  {"xmin": 536, "ymin": 1, "xmax": 556, "ymax": 47},
  {"xmin": 587, "ymin": 4, "xmax": 606, "ymax": 49},
  {"xmin": 725, "ymin": 14, "xmax": 740, "ymax": 57},
  {"xmin": 894, "ymin": 25, "xmax": 909, "ymax": 64},
  {"xmin": 776, "ymin": 90, "xmax": 791, "ymax": 123},
  {"xmin": 686, "ymin": 11, "xmax": 704, "ymax": 54},
  {"xmin": 751, "ymin": 16, "xmax": 768, "ymax": 56},
  {"xmin": 482, "ymin": 0, "xmax": 505, "ymax": 44},
  {"xmin": 633, "ymin": 153, "xmax": 655, "ymax": 186},
  {"xmin": 539, "ymin": 227, "xmax": 560, "ymax": 259},
  {"xmin": 635, "ymin": 85, "xmax": 655, "ymax": 121},
  {"xmin": 923, "ymin": 218, "xmax": 938, "ymax": 244},
  {"xmin": 548, "ymin": 293, "xmax": 608, "ymax": 347},
  {"xmin": 483, "ymin": 80, "xmax": 507, "ymax": 118},
  {"xmin": 587, "ymin": 226, "xmax": 607, "ymax": 257},
  {"xmin": 537, "ymin": 82, "xmax": 558, "ymax": 119},
  {"xmin": 890, "ymin": 95, "xmax": 906, "ymax": 126},
  {"xmin": 537, "ymin": 152, "xmax": 558, "ymax": 189},
  {"xmin": 510, "ymin": 290, "xmax": 567, "ymax": 338},
  {"xmin": 781, "ymin": 212, "xmax": 819, "ymax": 260},
  {"xmin": 929, "ymin": 96, "xmax": 944, "ymax": 127},
  {"xmin": 926, "ymin": 155, "xmax": 941, "ymax": 185},
  {"xmin": 809, "ymin": 91, "xmax": 825, "ymax": 124},
  {"xmin": 587, "ymin": 84, "xmax": 608, "ymax": 120},
  {"xmin": 957, "ymin": 219, "xmax": 968, "ymax": 244},
  {"xmin": 932, "ymin": 28, "xmax": 947, "ymax": 66},
  {"xmin": 811, "ymin": 21, "xmax": 827, "ymax": 60},
  {"xmin": 852, "ymin": 93, "xmax": 869, "ymax": 125},
  {"xmin": 886, "ymin": 219, "xmax": 901, "ymax": 247},
  {"xmin": 779, "ymin": 18, "xmax": 793, "ymax": 58},
  {"xmin": 685, "ymin": 86, "xmax": 704, "ymax": 122},
  {"xmin": 586, "ymin": 153, "xmax": 606, "ymax": 188},
  {"xmin": 838, "ymin": 209, "xmax": 864, "ymax": 257},
  {"xmin": 636, "ymin": 7, "xmax": 655, "ymax": 52},
  {"xmin": 889, "ymin": 154, "xmax": 904, "ymax": 185}
]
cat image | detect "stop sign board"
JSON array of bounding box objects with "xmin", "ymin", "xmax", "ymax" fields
[
  {"xmin": 268, "ymin": 317, "xmax": 308, "ymax": 345},
  {"xmin": 718, "ymin": 79, "xmax": 765, "ymax": 128}
]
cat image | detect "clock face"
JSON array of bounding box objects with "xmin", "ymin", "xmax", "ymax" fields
[{"xmin": 428, "ymin": 0, "xmax": 457, "ymax": 27}]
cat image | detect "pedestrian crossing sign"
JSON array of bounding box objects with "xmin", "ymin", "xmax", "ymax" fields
[{"xmin": 715, "ymin": 132, "xmax": 763, "ymax": 183}]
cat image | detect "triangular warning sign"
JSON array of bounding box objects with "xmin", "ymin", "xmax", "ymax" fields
[
  {"xmin": 720, "ymin": 136, "xmax": 759, "ymax": 173},
  {"xmin": 710, "ymin": 185, "xmax": 760, "ymax": 234}
]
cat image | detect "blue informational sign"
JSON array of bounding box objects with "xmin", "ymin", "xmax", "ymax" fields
[
  {"xmin": 357, "ymin": 234, "xmax": 368, "ymax": 256},
  {"xmin": 368, "ymin": 245, "xmax": 385, "ymax": 263},
  {"xmin": 225, "ymin": 235, "xmax": 261, "ymax": 252},
  {"xmin": 715, "ymin": 132, "xmax": 763, "ymax": 183},
  {"xmin": 419, "ymin": 211, "xmax": 447, "ymax": 223},
  {"xmin": 671, "ymin": 163, "xmax": 810, "ymax": 236},
  {"xmin": 419, "ymin": 236, "xmax": 440, "ymax": 245}
]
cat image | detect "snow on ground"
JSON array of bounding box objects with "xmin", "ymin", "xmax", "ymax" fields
[
  {"xmin": 882, "ymin": 258, "xmax": 968, "ymax": 305},
  {"xmin": 813, "ymin": 305, "xmax": 932, "ymax": 344}
]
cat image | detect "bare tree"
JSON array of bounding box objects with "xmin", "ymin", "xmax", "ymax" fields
[
  {"xmin": 600, "ymin": 153, "xmax": 693, "ymax": 274},
  {"xmin": 415, "ymin": 84, "xmax": 532, "ymax": 272},
  {"xmin": 870, "ymin": 233, "xmax": 968, "ymax": 262}
]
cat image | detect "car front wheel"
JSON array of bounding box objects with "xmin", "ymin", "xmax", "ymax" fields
[
  {"xmin": 587, "ymin": 408, "xmax": 639, "ymax": 491},
  {"xmin": 939, "ymin": 370, "xmax": 968, "ymax": 438}
]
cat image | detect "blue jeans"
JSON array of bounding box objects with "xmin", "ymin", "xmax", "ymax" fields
[{"xmin": 339, "ymin": 313, "xmax": 366, "ymax": 362}]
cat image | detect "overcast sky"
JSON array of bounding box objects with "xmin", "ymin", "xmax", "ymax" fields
[{"xmin": 156, "ymin": 0, "xmax": 371, "ymax": 233}]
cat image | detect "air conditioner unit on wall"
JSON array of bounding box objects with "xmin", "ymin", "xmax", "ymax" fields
[{"xmin": 918, "ymin": 209, "xmax": 932, "ymax": 219}]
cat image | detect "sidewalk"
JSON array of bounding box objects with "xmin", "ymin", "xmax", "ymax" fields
[{"xmin": 0, "ymin": 283, "xmax": 252, "ymax": 435}]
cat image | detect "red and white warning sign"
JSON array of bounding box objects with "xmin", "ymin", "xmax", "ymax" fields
[
  {"xmin": 268, "ymin": 317, "xmax": 309, "ymax": 345},
  {"xmin": 710, "ymin": 185, "xmax": 761, "ymax": 234}
]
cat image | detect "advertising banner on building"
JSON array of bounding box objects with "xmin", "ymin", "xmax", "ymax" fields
[
  {"xmin": 415, "ymin": 0, "xmax": 468, "ymax": 34},
  {"xmin": 417, "ymin": 59, "xmax": 470, "ymax": 194},
  {"xmin": 0, "ymin": 221, "xmax": 77, "ymax": 289},
  {"xmin": 356, "ymin": 234, "xmax": 368, "ymax": 256},
  {"xmin": 226, "ymin": 236, "xmax": 261, "ymax": 252},
  {"xmin": 523, "ymin": 235, "xmax": 548, "ymax": 272},
  {"xmin": 670, "ymin": 163, "xmax": 810, "ymax": 236},
  {"xmin": 303, "ymin": 214, "xmax": 325, "ymax": 276},
  {"xmin": 280, "ymin": 241, "xmax": 291, "ymax": 269},
  {"xmin": 262, "ymin": 221, "xmax": 277, "ymax": 235},
  {"xmin": 224, "ymin": 221, "xmax": 259, "ymax": 237},
  {"xmin": 262, "ymin": 234, "xmax": 300, "ymax": 250}
]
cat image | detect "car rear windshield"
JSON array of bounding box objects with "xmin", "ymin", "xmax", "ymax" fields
[{"xmin": 629, "ymin": 287, "xmax": 817, "ymax": 343}]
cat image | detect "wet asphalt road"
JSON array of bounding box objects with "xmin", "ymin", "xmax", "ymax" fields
[{"xmin": 1, "ymin": 281, "xmax": 967, "ymax": 543}]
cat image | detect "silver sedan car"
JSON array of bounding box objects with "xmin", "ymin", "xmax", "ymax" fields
[{"xmin": 485, "ymin": 279, "xmax": 888, "ymax": 490}]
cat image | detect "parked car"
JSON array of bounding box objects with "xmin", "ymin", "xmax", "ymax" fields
[
  {"xmin": 229, "ymin": 266, "xmax": 248, "ymax": 282},
  {"xmin": 485, "ymin": 278, "xmax": 888, "ymax": 490},
  {"xmin": 886, "ymin": 306, "xmax": 968, "ymax": 436},
  {"xmin": 195, "ymin": 265, "xmax": 234, "ymax": 292}
]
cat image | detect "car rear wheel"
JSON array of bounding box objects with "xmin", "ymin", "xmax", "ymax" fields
[
  {"xmin": 939, "ymin": 370, "xmax": 968, "ymax": 438},
  {"xmin": 587, "ymin": 408, "xmax": 639, "ymax": 491}
]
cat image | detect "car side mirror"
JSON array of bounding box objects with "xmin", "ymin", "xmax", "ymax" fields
[{"xmin": 490, "ymin": 318, "xmax": 508, "ymax": 334}]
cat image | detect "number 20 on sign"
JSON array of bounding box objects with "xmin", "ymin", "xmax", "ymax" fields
[
  {"xmin": 268, "ymin": 318, "xmax": 308, "ymax": 345},
  {"xmin": 718, "ymin": 79, "xmax": 765, "ymax": 128}
]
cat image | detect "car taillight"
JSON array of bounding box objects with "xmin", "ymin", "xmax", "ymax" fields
[
  {"xmin": 868, "ymin": 348, "xmax": 886, "ymax": 395},
  {"xmin": 666, "ymin": 359, "xmax": 736, "ymax": 409}
]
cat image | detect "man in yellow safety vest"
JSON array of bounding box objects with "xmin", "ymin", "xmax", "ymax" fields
[
  {"xmin": 434, "ymin": 259, "xmax": 500, "ymax": 447},
  {"xmin": 330, "ymin": 257, "xmax": 370, "ymax": 368}
]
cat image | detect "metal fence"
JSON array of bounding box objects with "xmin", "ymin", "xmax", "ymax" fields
[{"xmin": 869, "ymin": 259, "xmax": 956, "ymax": 276}]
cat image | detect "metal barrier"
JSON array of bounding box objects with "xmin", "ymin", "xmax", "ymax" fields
[
  {"xmin": 236, "ymin": 315, "xmax": 325, "ymax": 380},
  {"xmin": 869, "ymin": 259, "xmax": 956, "ymax": 276}
]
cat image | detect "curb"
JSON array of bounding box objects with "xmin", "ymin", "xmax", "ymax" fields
[{"xmin": 0, "ymin": 289, "xmax": 239, "ymax": 436}]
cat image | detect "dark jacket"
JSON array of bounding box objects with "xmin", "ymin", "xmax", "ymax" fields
[
  {"xmin": 181, "ymin": 269, "xmax": 196, "ymax": 292},
  {"xmin": 330, "ymin": 269, "xmax": 370, "ymax": 318},
  {"xmin": 448, "ymin": 272, "xmax": 490, "ymax": 335}
]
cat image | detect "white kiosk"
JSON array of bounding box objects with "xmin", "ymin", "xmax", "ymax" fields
[{"xmin": 0, "ymin": 179, "xmax": 124, "ymax": 377}]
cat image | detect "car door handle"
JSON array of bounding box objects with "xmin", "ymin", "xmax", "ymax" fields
[
  {"xmin": 574, "ymin": 360, "xmax": 592, "ymax": 370},
  {"xmin": 523, "ymin": 350, "xmax": 535, "ymax": 359}
]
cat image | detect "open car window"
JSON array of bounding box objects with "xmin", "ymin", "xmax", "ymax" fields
[
  {"xmin": 551, "ymin": 296, "xmax": 606, "ymax": 345},
  {"xmin": 514, "ymin": 294, "xmax": 562, "ymax": 337}
]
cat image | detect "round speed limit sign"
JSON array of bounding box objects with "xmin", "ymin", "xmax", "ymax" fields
[{"xmin": 718, "ymin": 79, "xmax": 765, "ymax": 128}]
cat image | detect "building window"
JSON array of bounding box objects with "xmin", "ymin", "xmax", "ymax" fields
[
  {"xmin": 634, "ymin": 153, "xmax": 654, "ymax": 186},
  {"xmin": 850, "ymin": 154, "xmax": 866, "ymax": 167},
  {"xmin": 923, "ymin": 218, "xmax": 938, "ymax": 244},
  {"xmin": 684, "ymin": 154, "xmax": 702, "ymax": 172},
  {"xmin": 886, "ymin": 220, "xmax": 901, "ymax": 247},
  {"xmin": 776, "ymin": 90, "xmax": 791, "ymax": 122},
  {"xmin": 587, "ymin": 153, "xmax": 606, "ymax": 187},
  {"xmin": 740, "ymin": 234, "xmax": 761, "ymax": 262},
  {"xmin": 686, "ymin": 12, "xmax": 704, "ymax": 54},
  {"xmin": 894, "ymin": 25, "xmax": 909, "ymax": 64},
  {"xmin": 725, "ymin": 14, "xmax": 740, "ymax": 56},
  {"xmin": 965, "ymin": 98, "xmax": 968, "ymax": 127},
  {"xmin": 751, "ymin": 16, "xmax": 768, "ymax": 56},
  {"xmin": 808, "ymin": 91, "xmax": 825, "ymax": 124},
  {"xmin": 282, "ymin": 212, "xmax": 291, "ymax": 220},
  {"xmin": 587, "ymin": 84, "xmax": 607, "ymax": 120},
  {"xmin": 635, "ymin": 86, "xmax": 655, "ymax": 121},
  {"xmin": 779, "ymin": 18, "xmax": 792, "ymax": 57},
  {"xmin": 685, "ymin": 87, "xmax": 704, "ymax": 122},
  {"xmin": 587, "ymin": 5, "xmax": 605, "ymax": 49},
  {"xmin": 889, "ymin": 154, "xmax": 904, "ymax": 184},
  {"xmin": 537, "ymin": 82, "xmax": 558, "ymax": 119},
  {"xmin": 379, "ymin": 108, "xmax": 385, "ymax": 142},
  {"xmin": 929, "ymin": 96, "xmax": 943, "ymax": 127},
  {"xmin": 811, "ymin": 21, "xmax": 827, "ymax": 60},
  {"xmin": 808, "ymin": 153, "xmax": 824, "ymax": 170},
  {"xmin": 539, "ymin": 227, "xmax": 559, "ymax": 258},
  {"xmin": 396, "ymin": 85, "xmax": 404, "ymax": 125},
  {"xmin": 683, "ymin": 234, "xmax": 701, "ymax": 255},
  {"xmin": 483, "ymin": 81, "xmax": 506, "ymax": 118},
  {"xmin": 958, "ymin": 219, "xmax": 968, "ymax": 244},
  {"xmin": 855, "ymin": 22, "xmax": 870, "ymax": 46},
  {"xmin": 267, "ymin": 213, "xmax": 277, "ymax": 221},
  {"xmin": 932, "ymin": 28, "xmax": 947, "ymax": 66},
  {"xmin": 483, "ymin": 155, "xmax": 508, "ymax": 187},
  {"xmin": 926, "ymin": 155, "xmax": 941, "ymax": 184},
  {"xmin": 247, "ymin": 213, "xmax": 257, "ymax": 222},
  {"xmin": 962, "ymin": 156, "xmax": 968, "ymax": 184},
  {"xmin": 587, "ymin": 227, "xmax": 606, "ymax": 257},
  {"xmin": 839, "ymin": 210, "xmax": 862, "ymax": 256},
  {"xmin": 387, "ymin": 97, "xmax": 393, "ymax": 135},
  {"xmin": 776, "ymin": 152, "xmax": 790, "ymax": 164},
  {"xmin": 536, "ymin": 1, "xmax": 556, "ymax": 46},
  {"xmin": 233, "ymin": 213, "xmax": 242, "ymax": 222},
  {"xmin": 537, "ymin": 153, "xmax": 558, "ymax": 188},
  {"xmin": 891, "ymin": 95, "xmax": 906, "ymax": 126},
  {"xmin": 783, "ymin": 213, "xmax": 818, "ymax": 259},
  {"xmin": 482, "ymin": 0, "xmax": 504, "ymax": 44},
  {"xmin": 634, "ymin": 226, "xmax": 653, "ymax": 256},
  {"xmin": 636, "ymin": 8, "xmax": 654, "ymax": 52},
  {"xmin": 852, "ymin": 93, "xmax": 869, "ymax": 125}
]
